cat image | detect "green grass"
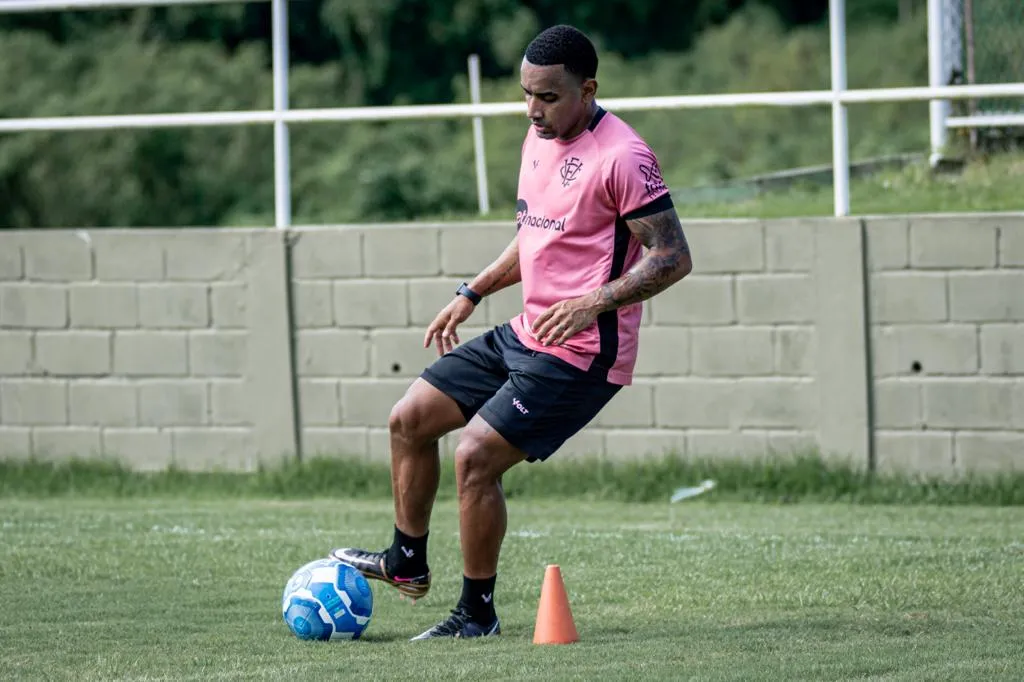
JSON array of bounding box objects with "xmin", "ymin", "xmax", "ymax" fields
[
  {"xmin": 1, "ymin": 496, "xmax": 1022, "ymax": 680},
  {"xmin": 3, "ymin": 453, "xmax": 1024, "ymax": 505}
]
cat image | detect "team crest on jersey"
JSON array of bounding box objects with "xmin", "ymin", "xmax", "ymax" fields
[
  {"xmin": 560, "ymin": 156, "xmax": 583, "ymax": 187},
  {"xmin": 639, "ymin": 161, "xmax": 668, "ymax": 197}
]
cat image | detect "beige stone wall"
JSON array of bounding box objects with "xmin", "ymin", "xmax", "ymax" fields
[{"xmin": 1, "ymin": 214, "xmax": 1021, "ymax": 474}]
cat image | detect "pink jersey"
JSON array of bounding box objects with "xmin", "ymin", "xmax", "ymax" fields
[{"xmin": 508, "ymin": 107, "xmax": 671, "ymax": 386}]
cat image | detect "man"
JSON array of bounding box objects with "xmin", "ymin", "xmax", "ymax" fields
[{"xmin": 330, "ymin": 24, "xmax": 692, "ymax": 640}]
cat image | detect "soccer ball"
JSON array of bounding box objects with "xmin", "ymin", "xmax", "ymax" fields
[{"xmin": 281, "ymin": 558, "xmax": 373, "ymax": 641}]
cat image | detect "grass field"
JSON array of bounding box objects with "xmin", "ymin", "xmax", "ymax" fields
[{"xmin": 3, "ymin": 494, "xmax": 1022, "ymax": 681}]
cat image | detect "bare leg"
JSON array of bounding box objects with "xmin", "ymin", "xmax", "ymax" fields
[
  {"xmin": 454, "ymin": 416, "xmax": 527, "ymax": 578},
  {"xmin": 389, "ymin": 379, "xmax": 466, "ymax": 537}
]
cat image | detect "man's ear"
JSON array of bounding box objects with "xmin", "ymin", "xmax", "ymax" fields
[{"xmin": 582, "ymin": 78, "xmax": 598, "ymax": 103}]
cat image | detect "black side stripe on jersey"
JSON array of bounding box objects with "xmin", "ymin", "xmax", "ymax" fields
[
  {"xmin": 591, "ymin": 216, "xmax": 632, "ymax": 380},
  {"xmin": 587, "ymin": 107, "xmax": 607, "ymax": 132},
  {"xmin": 622, "ymin": 193, "xmax": 674, "ymax": 221}
]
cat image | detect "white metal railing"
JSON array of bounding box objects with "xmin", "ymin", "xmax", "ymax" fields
[{"xmin": 2, "ymin": 0, "xmax": 1023, "ymax": 223}]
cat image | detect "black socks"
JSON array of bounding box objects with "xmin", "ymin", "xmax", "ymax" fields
[
  {"xmin": 458, "ymin": 574, "xmax": 497, "ymax": 625},
  {"xmin": 386, "ymin": 525, "xmax": 428, "ymax": 576}
]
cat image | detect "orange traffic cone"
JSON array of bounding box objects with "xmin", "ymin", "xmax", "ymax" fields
[{"xmin": 532, "ymin": 564, "xmax": 579, "ymax": 644}]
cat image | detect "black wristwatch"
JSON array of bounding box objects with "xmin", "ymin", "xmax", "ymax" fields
[{"xmin": 456, "ymin": 282, "xmax": 482, "ymax": 306}]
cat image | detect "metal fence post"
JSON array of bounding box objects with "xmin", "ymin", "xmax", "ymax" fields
[
  {"xmin": 830, "ymin": 0, "xmax": 850, "ymax": 217},
  {"xmin": 272, "ymin": 0, "xmax": 291, "ymax": 229}
]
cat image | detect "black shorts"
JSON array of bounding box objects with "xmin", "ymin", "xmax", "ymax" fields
[{"xmin": 420, "ymin": 322, "xmax": 621, "ymax": 462}]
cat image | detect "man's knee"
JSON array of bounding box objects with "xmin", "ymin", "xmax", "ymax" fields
[{"xmin": 454, "ymin": 429, "xmax": 492, "ymax": 489}]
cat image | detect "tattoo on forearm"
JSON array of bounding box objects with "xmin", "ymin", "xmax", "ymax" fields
[
  {"xmin": 600, "ymin": 210, "xmax": 690, "ymax": 310},
  {"xmin": 480, "ymin": 253, "xmax": 520, "ymax": 296}
]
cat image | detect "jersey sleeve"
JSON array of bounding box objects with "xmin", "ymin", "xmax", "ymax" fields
[{"xmin": 605, "ymin": 140, "xmax": 671, "ymax": 218}]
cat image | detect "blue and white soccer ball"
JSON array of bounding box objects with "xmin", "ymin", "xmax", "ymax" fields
[{"xmin": 281, "ymin": 558, "xmax": 373, "ymax": 641}]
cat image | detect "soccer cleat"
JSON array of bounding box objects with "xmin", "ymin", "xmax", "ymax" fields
[
  {"xmin": 409, "ymin": 607, "xmax": 501, "ymax": 641},
  {"xmin": 329, "ymin": 547, "xmax": 431, "ymax": 600}
]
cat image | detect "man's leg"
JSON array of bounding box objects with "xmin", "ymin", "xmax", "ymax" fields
[{"xmin": 331, "ymin": 378, "xmax": 465, "ymax": 599}]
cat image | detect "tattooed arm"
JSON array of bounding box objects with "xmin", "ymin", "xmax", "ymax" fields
[
  {"xmin": 594, "ymin": 207, "xmax": 691, "ymax": 312},
  {"xmin": 468, "ymin": 235, "xmax": 522, "ymax": 297},
  {"xmin": 424, "ymin": 236, "xmax": 521, "ymax": 355},
  {"xmin": 531, "ymin": 207, "xmax": 691, "ymax": 347}
]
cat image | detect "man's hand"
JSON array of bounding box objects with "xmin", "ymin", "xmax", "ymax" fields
[
  {"xmin": 530, "ymin": 295, "xmax": 600, "ymax": 347},
  {"xmin": 424, "ymin": 296, "xmax": 476, "ymax": 356}
]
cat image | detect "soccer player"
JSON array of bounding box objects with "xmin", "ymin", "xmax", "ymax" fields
[{"xmin": 331, "ymin": 24, "xmax": 692, "ymax": 640}]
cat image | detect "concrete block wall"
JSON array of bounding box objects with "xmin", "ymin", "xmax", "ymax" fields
[
  {"xmin": 866, "ymin": 216, "xmax": 1024, "ymax": 477},
  {"xmin": 1, "ymin": 214, "xmax": 1022, "ymax": 475}
]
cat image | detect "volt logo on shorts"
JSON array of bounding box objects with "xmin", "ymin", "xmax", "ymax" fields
[
  {"xmin": 515, "ymin": 198, "xmax": 565, "ymax": 232},
  {"xmin": 512, "ymin": 397, "xmax": 529, "ymax": 415}
]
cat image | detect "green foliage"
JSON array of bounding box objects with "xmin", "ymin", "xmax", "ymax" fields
[
  {"xmin": 0, "ymin": 4, "xmax": 1017, "ymax": 228},
  {"xmin": 3, "ymin": 452, "xmax": 1022, "ymax": 505}
]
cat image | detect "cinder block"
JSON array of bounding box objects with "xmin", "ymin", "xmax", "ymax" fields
[
  {"xmin": 35, "ymin": 331, "xmax": 111, "ymax": 376},
  {"xmin": 367, "ymin": 428, "xmax": 392, "ymax": 463},
  {"xmin": 872, "ymin": 324, "xmax": 978, "ymax": 376},
  {"xmin": 654, "ymin": 379, "xmax": 735, "ymax": 428},
  {"xmin": 439, "ymin": 224, "xmax": 514, "ymax": 277},
  {"xmin": 0, "ymin": 240, "xmax": 21, "ymax": 279},
  {"xmin": 910, "ymin": 218, "xmax": 997, "ymax": 268},
  {"xmin": 593, "ymin": 383, "xmax": 654, "ymax": 427},
  {"xmin": 1000, "ymin": 221, "xmax": 1024, "ymax": 267},
  {"xmin": 164, "ymin": 231, "xmax": 248, "ymax": 281},
  {"xmin": 22, "ymin": 232, "xmax": 92, "ymax": 281},
  {"xmin": 764, "ymin": 219, "xmax": 814, "ymax": 271},
  {"xmin": 684, "ymin": 221, "xmax": 763, "ymax": 273},
  {"xmin": 774, "ymin": 327, "xmax": 815, "ymax": 376},
  {"xmin": 649, "ymin": 276, "xmax": 734, "ymax": 325},
  {"xmin": 69, "ymin": 381, "xmax": 136, "ymax": 426},
  {"xmin": 604, "ymin": 429, "xmax": 686, "ymax": 460},
  {"xmin": 980, "ymin": 324, "xmax": 1024, "ymax": 374},
  {"xmin": 138, "ymin": 380, "xmax": 208, "ymax": 427},
  {"xmin": 949, "ymin": 272, "xmax": 1024, "ymax": 322},
  {"xmin": 955, "ymin": 432, "xmax": 1024, "ymax": 473},
  {"xmin": 0, "ymin": 427, "xmax": 31, "ymax": 456},
  {"xmin": 189, "ymin": 331, "xmax": 247, "ymax": 377},
  {"xmin": 734, "ymin": 379, "xmax": 817, "ymax": 429},
  {"xmin": 339, "ymin": 380, "xmax": 411, "ymax": 427},
  {"xmin": 631, "ymin": 328, "xmax": 690, "ymax": 376},
  {"xmin": 408, "ymin": 278, "xmax": 464, "ymax": 326},
  {"xmin": 114, "ymin": 331, "xmax": 188, "ymax": 376},
  {"xmin": 686, "ymin": 430, "xmax": 768, "ymax": 458},
  {"xmin": 70, "ymin": 283, "xmax": 138, "ymax": 328},
  {"xmin": 171, "ymin": 427, "xmax": 254, "ymax": 471},
  {"xmin": 138, "ymin": 283, "xmax": 209, "ymax": 328},
  {"xmin": 102, "ymin": 428, "xmax": 173, "ymax": 471},
  {"xmin": 364, "ymin": 227, "xmax": 440, "ymax": 277},
  {"xmin": 298, "ymin": 379, "xmax": 341, "ymax": 426},
  {"xmin": 371, "ymin": 329, "xmax": 439, "ymax": 378},
  {"xmin": 0, "ymin": 332, "xmax": 33, "ymax": 375},
  {"xmin": 553, "ymin": 429, "xmax": 604, "ymax": 460},
  {"xmin": 737, "ymin": 275, "xmax": 813, "ymax": 323},
  {"xmin": 865, "ymin": 218, "xmax": 909, "ymax": 270},
  {"xmin": 302, "ymin": 428, "xmax": 369, "ymax": 458},
  {"xmin": 210, "ymin": 380, "xmax": 249, "ymax": 426},
  {"xmin": 870, "ymin": 273, "xmax": 947, "ymax": 323},
  {"xmin": 92, "ymin": 232, "xmax": 164, "ymax": 280},
  {"xmin": 875, "ymin": 431, "xmax": 954, "ymax": 477},
  {"xmin": 872, "ymin": 379, "xmax": 922, "ymax": 428},
  {"xmin": 210, "ymin": 283, "xmax": 247, "ymax": 329},
  {"xmin": 766, "ymin": 430, "xmax": 819, "ymax": 454},
  {"xmin": 31, "ymin": 427, "xmax": 101, "ymax": 459},
  {"xmin": 292, "ymin": 281, "xmax": 333, "ymax": 328},
  {"xmin": 295, "ymin": 330, "xmax": 369, "ymax": 377},
  {"xmin": 691, "ymin": 327, "xmax": 772, "ymax": 377},
  {"xmin": 290, "ymin": 229, "xmax": 362, "ymax": 279},
  {"xmin": 0, "ymin": 284, "xmax": 67, "ymax": 328},
  {"xmin": 923, "ymin": 380, "xmax": 1017, "ymax": 429},
  {"xmin": 486, "ymin": 286, "xmax": 523, "ymax": 326},
  {"xmin": 334, "ymin": 280, "xmax": 409, "ymax": 327},
  {"xmin": 0, "ymin": 379, "xmax": 66, "ymax": 425}
]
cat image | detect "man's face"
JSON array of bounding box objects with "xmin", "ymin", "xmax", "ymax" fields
[{"xmin": 520, "ymin": 59, "xmax": 596, "ymax": 140}]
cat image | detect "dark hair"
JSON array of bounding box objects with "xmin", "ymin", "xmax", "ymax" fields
[{"xmin": 524, "ymin": 24, "xmax": 598, "ymax": 80}]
